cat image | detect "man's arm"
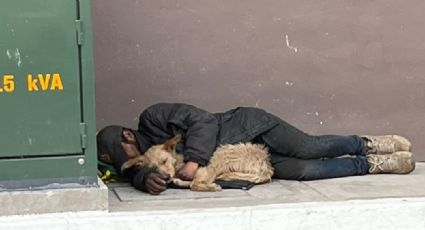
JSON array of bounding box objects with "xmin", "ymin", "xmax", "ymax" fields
[
  {"xmin": 139, "ymin": 103, "xmax": 219, "ymax": 165},
  {"xmin": 138, "ymin": 103, "xmax": 219, "ymax": 179}
]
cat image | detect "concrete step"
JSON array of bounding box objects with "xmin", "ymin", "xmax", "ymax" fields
[
  {"xmin": 0, "ymin": 164, "xmax": 424, "ymax": 230},
  {"xmin": 0, "ymin": 178, "xmax": 108, "ymax": 216},
  {"xmin": 1, "ymin": 197, "xmax": 425, "ymax": 230}
]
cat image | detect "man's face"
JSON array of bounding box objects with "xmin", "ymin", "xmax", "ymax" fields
[{"xmin": 121, "ymin": 128, "xmax": 141, "ymax": 158}]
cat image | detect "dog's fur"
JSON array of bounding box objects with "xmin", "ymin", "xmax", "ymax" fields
[{"xmin": 121, "ymin": 134, "xmax": 274, "ymax": 192}]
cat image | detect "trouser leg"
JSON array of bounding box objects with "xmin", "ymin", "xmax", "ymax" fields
[
  {"xmin": 255, "ymin": 116, "xmax": 365, "ymax": 159},
  {"xmin": 271, "ymin": 154, "xmax": 369, "ymax": 180}
]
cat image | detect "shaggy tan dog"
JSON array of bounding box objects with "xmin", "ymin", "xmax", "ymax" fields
[{"xmin": 121, "ymin": 134, "xmax": 274, "ymax": 192}]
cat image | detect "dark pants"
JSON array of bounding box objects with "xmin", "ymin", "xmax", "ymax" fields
[{"xmin": 254, "ymin": 117, "xmax": 369, "ymax": 180}]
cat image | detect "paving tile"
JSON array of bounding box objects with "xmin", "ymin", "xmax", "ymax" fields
[
  {"xmin": 303, "ymin": 164, "xmax": 425, "ymax": 201},
  {"xmin": 248, "ymin": 180, "xmax": 327, "ymax": 202},
  {"xmin": 108, "ymin": 163, "xmax": 425, "ymax": 212},
  {"xmin": 103, "ymin": 181, "xmax": 131, "ymax": 188},
  {"xmin": 114, "ymin": 186, "xmax": 250, "ymax": 201}
]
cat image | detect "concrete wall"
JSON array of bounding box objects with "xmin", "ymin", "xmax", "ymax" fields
[{"xmin": 92, "ymin": 0, "xmax": 425, "ymax": 160}]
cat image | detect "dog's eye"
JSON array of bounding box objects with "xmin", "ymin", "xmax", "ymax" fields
[{"xmin": 162, "ymin": 159, "xmax": 167, "ymax": 164}]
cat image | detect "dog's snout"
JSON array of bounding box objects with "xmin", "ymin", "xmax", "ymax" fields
[
  {"xmin": 164, "ymin": 173, "xmax": 171, "ymax": 180},
  {"xmin": 163, "ymin": 174, "xmax": 172, "ymax": 184}
]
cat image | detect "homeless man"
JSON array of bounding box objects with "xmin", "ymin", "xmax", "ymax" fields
[{"xmin": 97, "ymin": 103, "xmax": 415, "ymax": 195}]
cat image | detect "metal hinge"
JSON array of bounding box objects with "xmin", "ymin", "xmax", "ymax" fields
[
  {"xmin": 80, "ymin": 122, "xmax": 87, "ymax": 149},
  {"xmin": 75, "ymin": 20, "xmax": 84, "ymax": 45}
]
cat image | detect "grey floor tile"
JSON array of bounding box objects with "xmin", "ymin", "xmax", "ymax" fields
[{"xmin": 114, "ymin": 186, "xmax": 250, "ymax": 201}]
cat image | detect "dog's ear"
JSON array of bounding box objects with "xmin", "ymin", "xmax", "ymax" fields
[
  {"xmin": 163, "ymin": 134, "xmax": 181, "ymax": 152},
  {"xmin": 121, "ymin": 155, "xmax": 147, "ymax": 173}
]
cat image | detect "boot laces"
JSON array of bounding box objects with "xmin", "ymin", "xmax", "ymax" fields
[
  {"xmin": 368, "ymin": 137, "xmax": 396, "ymax": 153},
  {"xmin": 368, "ymin": 155, "xmax": 397, "ymax": 173}
]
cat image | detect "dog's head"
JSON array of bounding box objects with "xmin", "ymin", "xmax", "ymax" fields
[{"xmin": 121, "ymin": 134, "xmax": 181, "ymax": 178}]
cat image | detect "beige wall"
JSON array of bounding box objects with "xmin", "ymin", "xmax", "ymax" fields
[{"xmin": 92, "ymin": 0, "xmax": 425, "ymax": 160}]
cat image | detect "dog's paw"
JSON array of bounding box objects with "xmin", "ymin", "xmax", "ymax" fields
[
  {"xmin": 191, "ymin": 183, "xmax": 222, "ymax": 192},
  {"xmin": 120, "ymin": 161, "xmax": 132, "ymax": 173},
  {"xmin": 170, "ymin": 178, "xmax": 191, "ymax": 188},
  {"xmin": 213, "ymin": 184, "xmax": 222, "ymax": 192}
]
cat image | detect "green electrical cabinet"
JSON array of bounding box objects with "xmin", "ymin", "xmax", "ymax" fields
[{"xmin": 0, "ymin": 0, "xmax": 97, "ymax": 189}]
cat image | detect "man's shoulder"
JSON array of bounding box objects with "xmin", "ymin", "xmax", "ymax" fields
[
  {"xmin": 232, "ymin": 106, "xmax": 268, "ymax": 114},
  {"xmin": 144, "ymin": 102, "xmax": 198, "ymax": 110},
  {"xmin": 141, "ymin": 103, "xmax": 176, "ymax": 115}
]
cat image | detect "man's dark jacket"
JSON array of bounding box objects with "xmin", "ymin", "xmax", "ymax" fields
[{"xmin": 130, "ymin": 103, "xmax": 279, "ymax": 191}]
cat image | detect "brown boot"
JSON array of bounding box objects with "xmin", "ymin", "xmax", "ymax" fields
[
  {"xmin": 362, "ymin": 135, "xmax": 412, "ymax": 155},
  {"xmin": 367, "ymin": 151, "xmax": 415, "ymax": 174}
]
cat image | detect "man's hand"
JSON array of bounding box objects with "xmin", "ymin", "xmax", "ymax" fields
[
  {"xmin": 144, "ymin": 172, "xmax": 169, "ymax": 195},
  {"xmin": 176, "ymin": 161, "xmax": 199, "ymax": 181}
]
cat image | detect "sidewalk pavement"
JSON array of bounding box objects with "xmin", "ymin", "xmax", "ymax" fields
[
  {"xmin": 108, "ymin": 163, "xmax": 425, "ymax": 212},
  {"xmin": 1, "ymin": 163, "xmax": 425, "ymax": 230}
]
